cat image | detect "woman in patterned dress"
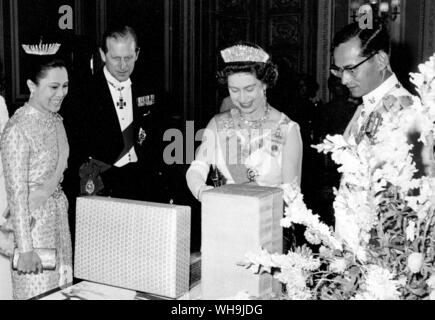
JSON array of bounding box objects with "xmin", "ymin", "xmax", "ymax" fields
[
  {"xmin": 186, "ymin": 43, "xmax": 303, "ymax": 201},
  {"xmin": 0, "ymin": 46, "xmax": 72, "ymax": 300}
]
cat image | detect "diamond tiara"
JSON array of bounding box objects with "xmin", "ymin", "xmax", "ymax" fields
[
  {"xmin": 22, "ymin": 41, "xmax": 61, "ymax": 56},
  {"xmin": 220, "ymin": 45, "xmax": 270, "ymax": 63}
]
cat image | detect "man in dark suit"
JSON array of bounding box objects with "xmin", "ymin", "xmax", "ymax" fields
[{"xmin": 61, "ymin": 25, "xmax": 164, "ymax": 243}]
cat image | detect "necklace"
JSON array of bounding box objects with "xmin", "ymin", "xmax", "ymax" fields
[{"xmin": 238, "ymin": 105, "xmax": 270, "ymax": 129}]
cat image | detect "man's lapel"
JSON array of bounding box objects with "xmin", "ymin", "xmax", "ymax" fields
[
  {"xmin": 131, "ymin": 81, "xmax": 139, "ymax": 121},
  {"xmin": 96, "ymin": 72, "xmax": 123, "ymax": 135}
]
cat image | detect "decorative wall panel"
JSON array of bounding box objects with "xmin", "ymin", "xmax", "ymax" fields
[
  {"xmin": 277, "ymin": 51, "xmax": 299, "ymax": 71},
  {"xmin": 165, "ymin": 0, "xmax": 316, "ymax": 127},
  {"xmin": 106, "ymin": 0, "xmax": 164, "ymax": 87},
  {"xmin": 316, "ymin": 0, "xmax": 333, "ymax": 102},
  {"xmin": 217, "ymin": 0, "xmax": 250, "ymax": 14},
  {"xmin": 269, "ymin": 0, "xmax": 301, "ymax": 13},
  {"xmin": 217, "ymin": 17, "xmax": 251, "ymax": 47},
  {"xmin": 422, "ymin": 0, "xmax": 435, "ymax": 61},
  {"xmin": 269, "ymin": 15, "xmax": 300, "ymax": 46}
]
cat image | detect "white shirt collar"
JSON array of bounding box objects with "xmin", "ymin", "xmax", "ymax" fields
[
  {"xmin": 362, "ymin": 73, "xmax": 400, "ymax": 115},
  {"xmin": 103, "ymin": 66, "xmax": 132, "ymax": 89}
]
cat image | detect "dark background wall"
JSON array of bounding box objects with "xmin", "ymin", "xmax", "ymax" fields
[
  {"xmin": 192, "ymin": 0, "xmax": 318, "ymax": 128},
  {"xmin": 1, "ymin": 0, "xmax": 433, "ymax": 120},
  {"xmin": 0, "ymin": 0, "xmax": 165, "ymax": 114}
]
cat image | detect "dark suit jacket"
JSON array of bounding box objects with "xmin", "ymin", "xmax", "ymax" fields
[
  {"xmin": 85, "ymin": 70, "xmax": 162, "ymax": 165},
  {"xmin": 61, "ymin": 68, "xmax": 165, "ymax": 198}
]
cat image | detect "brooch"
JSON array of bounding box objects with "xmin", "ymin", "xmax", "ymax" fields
[
  {"xmin": 138, "ymin": 127, "xmax": 147, "ymax": 145},
  {"xmin": 247, "ymin": 167, "xmax": 259, "ymax": 182},
  {"xmin": 85, "ymin": 179, "xmax": 95, "ymax": 195}
]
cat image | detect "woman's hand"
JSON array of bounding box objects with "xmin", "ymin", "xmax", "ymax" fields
[
  {"xmin": 198, "ymin": 185, "xmax": 214, "ymax": 202},
  {"xmin": 17, "ymin": 251, "xmax": 43, "ymax": 275}
]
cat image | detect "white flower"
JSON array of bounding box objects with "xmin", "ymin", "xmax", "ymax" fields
[
  {"xmin": 285, "ymin": 284, "xmax": 313, "ymax": 300},
  {"xmin": 353, "ymin": 292, "xmax": 374, "ymax": 300},
  {"xmin": 276, "ymin": 268, "xmax": 307, "ymax": 289},
  {"xmin": 334, "ymin": 207, "xmax": 361, "ymax": 254},
  {"xmin": 427, "ymin": 275, "xmax": 435, "ymax": 289},
  {"xmin": 244, "ymin": 249, "xmax": 275, "ymax": 273},
  {"xmin": 333, "ymin": 150, "xmax": 361, "ymax": 173},
  {"xmin": 362, "ymin": 265, "xmax": 402, "ymax": 300},
  {"xmin": 355, "ymin": 246, "xmax": 368, "ymax": 262},
  {"xmin": 329, "ymin": 258, "xmax": 347, "ymax": 273},
  {"xmin": 304, "ymin": 229, "xmax": 322, "ymax": 245},
  {"xmin": 319, "ymin": 246, "xmax": 333, "ymax": 259},
  {"xmin": 407, "ymin": 253, "xmax": 425, "ymax": 274},
  {"xmin": 274, "ymin": 267, "xmax": 314, "ymax": 300},
  {"xmin": 239, "ymin": 53, "xmax": 435, "ymax": 300},
  {"xmin": 280, "ymin": 184, "xmax": 342, "ymax": 251},
  {"xmin": 314, "ymin": 134, "xmax": 349, "ymax": 154},
  {"xmin": 272, "ymin": 251, "xmax": 321, "ymax": 271}
]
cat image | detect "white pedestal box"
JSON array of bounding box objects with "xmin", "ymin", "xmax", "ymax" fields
[{"xmin": 201, "ymin": 184, "xmax": 283, "ymax": 299}]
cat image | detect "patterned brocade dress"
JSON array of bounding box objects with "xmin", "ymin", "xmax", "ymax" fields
[{"xmin": 0, "ymin": 104, "xmax": 72, "ymax": 300}]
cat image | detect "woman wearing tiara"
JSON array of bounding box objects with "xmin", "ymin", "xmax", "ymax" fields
[
  {"xmin": 0, "ymin": 42, "xmax": 72, "ymax": 299},
  {"xmin": 186, "ymin": 42, "xmax": 303, "ymax": 201}
]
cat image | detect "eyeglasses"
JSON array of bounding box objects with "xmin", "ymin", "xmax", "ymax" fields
[{"xmin": 330, "ymin": 51, "xmax": 378, "ymax": 78}]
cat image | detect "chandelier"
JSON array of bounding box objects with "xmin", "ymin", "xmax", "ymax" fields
[{"xmin": 350, "ymin": 0, "xmax": 400, "ymax": 24}]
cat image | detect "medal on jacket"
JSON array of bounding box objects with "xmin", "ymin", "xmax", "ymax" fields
[
  {"xmin": 364, "ymin": 112, "xmax": 382, "ymax": 141},
  {"xmin": 116, "ymin": 88, "xmax": 126, "ymax": 109},
  {"xmin": 138, "ymin": 127, "xmax": 147, "ymax": 146},
  {"xmin": 137, "ymin": 94, "xmax": 156, "ymax": 107},
  {"xmin": 85, "ymin": 179, "xmax": 95, "ymax": 195},
  {"xmin": 356, "ymin": 111, "xmax": 382, "ymax": 144},
  {"xmin": 107, "ymin": 80, "xmax": 127, "ymax": 109}
]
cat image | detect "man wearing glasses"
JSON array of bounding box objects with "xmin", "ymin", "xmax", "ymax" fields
[
  {"xmin": 330, "ymin": 22, "xmax": 435, "ymax": 252},
  {"xmin": 331, "ymin": 22, "xmax": 410, "ymax": 143}
]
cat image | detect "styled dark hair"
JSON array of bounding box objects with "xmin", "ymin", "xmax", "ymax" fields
[
  {"xmin": 25, "ymin": 55, "xmax": 67, "ymax": 85},
  {"xmin": 332, "ymin": 22, "xmax": 390, "ymax": 57},
  {"xmin": 101, "ymin": 25, "xmax": 138, "ymax": 53},
  {"xmin": 216, "ymin": 42, "xmax": 278, "ymax": 88}
]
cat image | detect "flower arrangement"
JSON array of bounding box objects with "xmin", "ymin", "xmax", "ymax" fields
[{"xmin": 239, "ymin": 54, "xmax": 435, "ymax": 300}]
